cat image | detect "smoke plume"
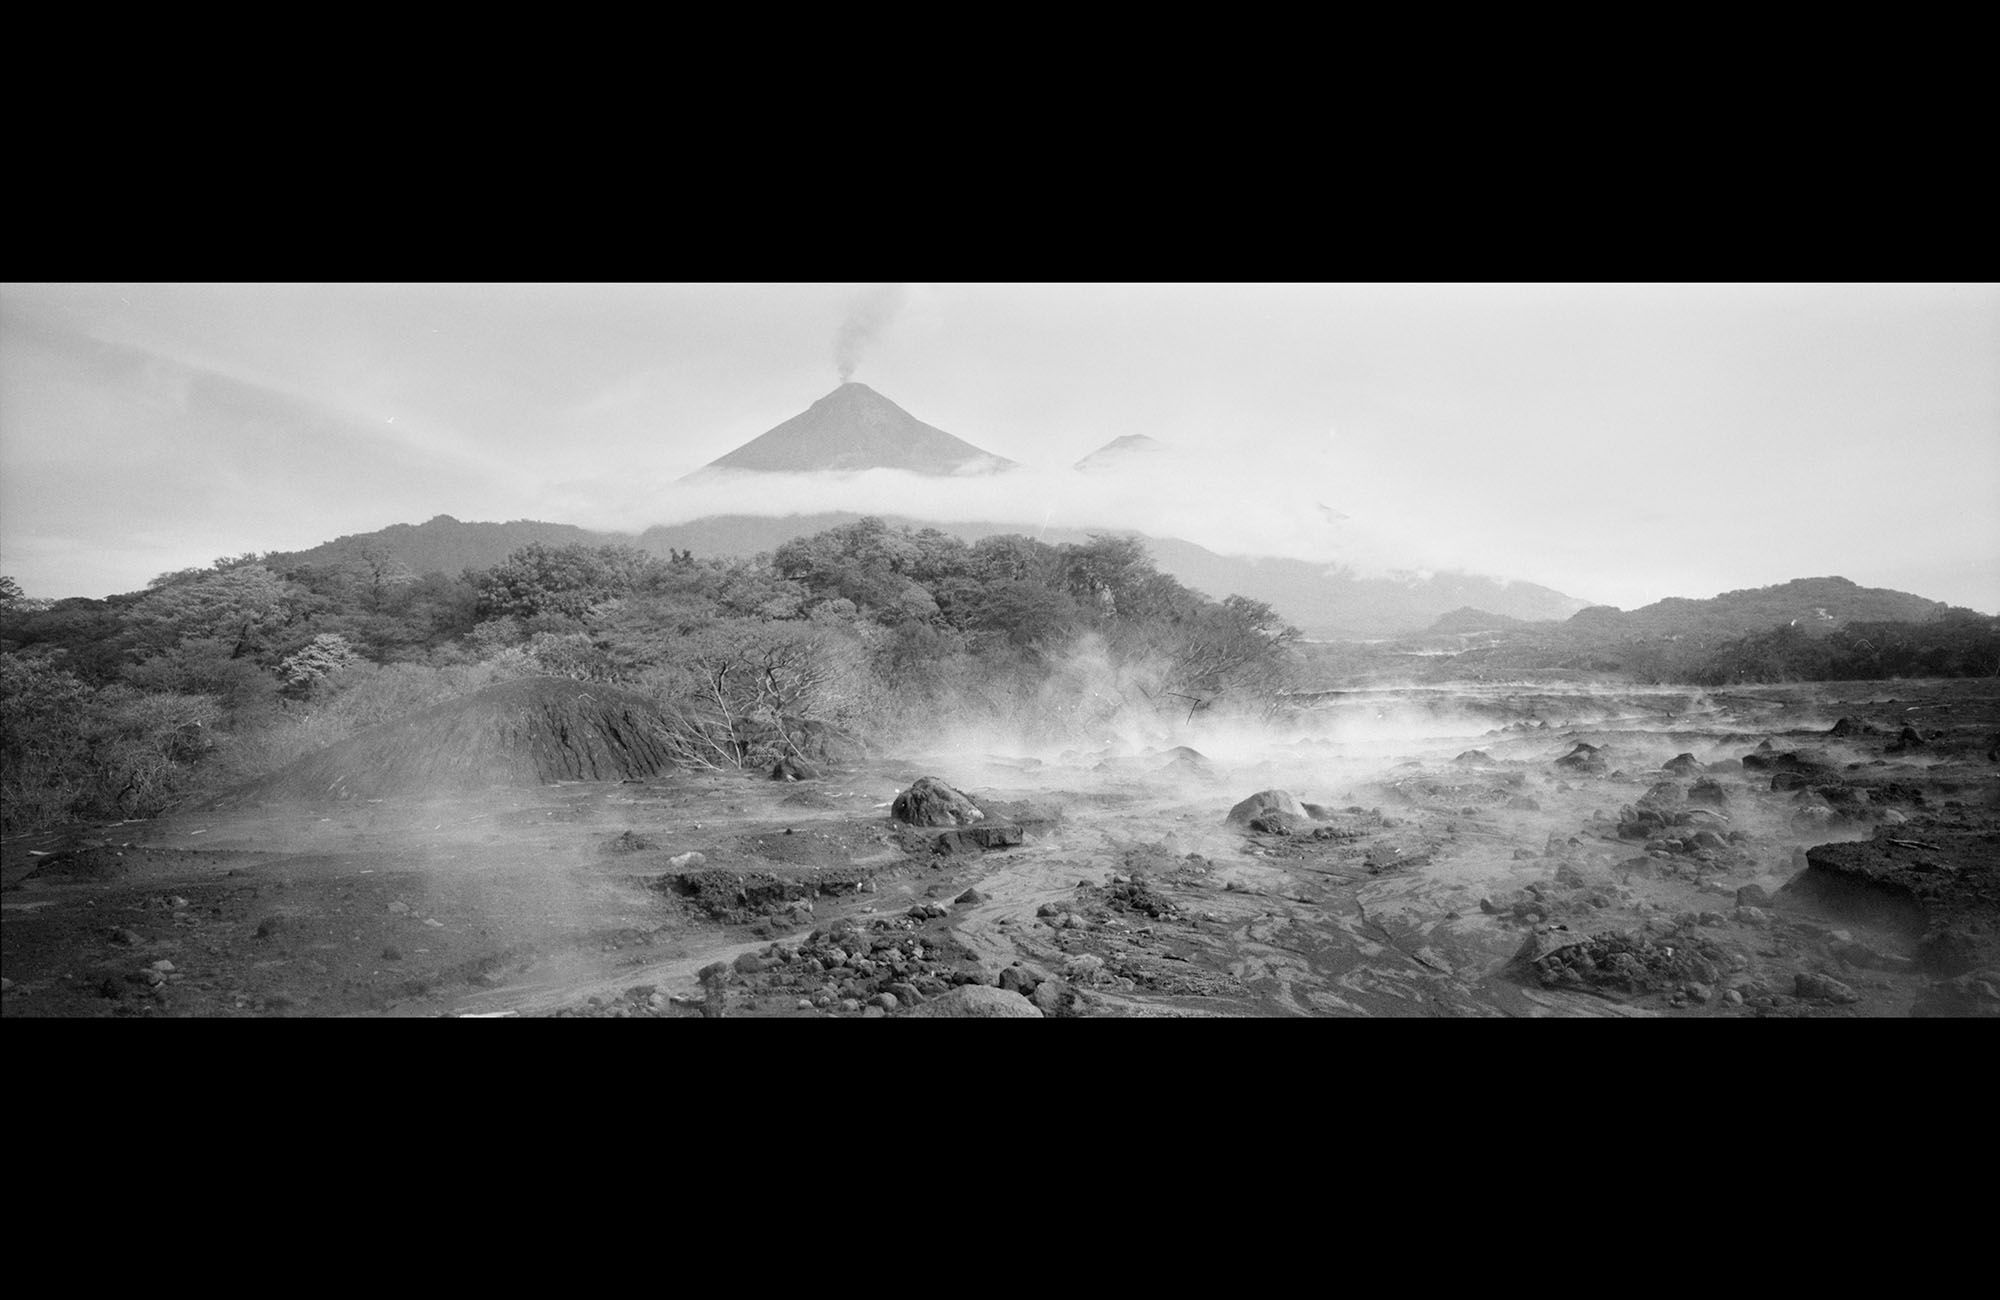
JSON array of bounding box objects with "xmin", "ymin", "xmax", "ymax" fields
[{"xmin": 834, "ymin": 283, "xmax": 908, "ymax": 383}]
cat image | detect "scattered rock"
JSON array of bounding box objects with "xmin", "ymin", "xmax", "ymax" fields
[{"xmin": 903, "ymin": 985, "xmax": 1044, "ymax": 1017}]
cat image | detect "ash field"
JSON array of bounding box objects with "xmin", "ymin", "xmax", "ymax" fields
[{"xmin": 6, "ymin": 676, "xmax": 1995, "ymax": 1019}]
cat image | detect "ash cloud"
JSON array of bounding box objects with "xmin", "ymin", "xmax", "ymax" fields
[{"xmin": 833, "ymin": 284, "xmax": 908, "ymax": 383}]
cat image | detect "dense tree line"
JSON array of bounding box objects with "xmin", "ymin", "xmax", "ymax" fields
[{"xmin": 0, "ymin": 521, "xmax": 1300, "ymax": 833}]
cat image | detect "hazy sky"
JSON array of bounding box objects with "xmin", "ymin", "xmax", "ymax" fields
[{"xmin": 2, "ymin": 282, "xmax": 1995, "ymax": 613}]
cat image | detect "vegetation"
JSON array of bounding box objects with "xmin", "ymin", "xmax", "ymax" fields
[{"xmin": 0, "ymin": 520, "xmax": 1301, "ymax": 833}]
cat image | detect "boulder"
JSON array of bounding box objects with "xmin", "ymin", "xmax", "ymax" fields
[
  {"xmin": 892, "ymin": 777, "xmax": 984, "ymax": 827},
  {"xmin": 997, "ymin": 961, "xmax": 1053, "ymax": 996},
  {"xmin": 1794, "ymin": 971, "xmax": 1861, "ymax": 1004},
  {"xmin": 1225, "ymin": 790, "xmax": 1309, "ymax": 828}
]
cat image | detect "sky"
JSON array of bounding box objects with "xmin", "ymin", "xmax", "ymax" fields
[{"xmin": 2, "ymin": 281, "xmax": 1995, "ymax": 613}]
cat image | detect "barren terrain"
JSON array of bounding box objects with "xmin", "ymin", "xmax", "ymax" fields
[{"xmin": 6, "ymin": 678, "xmax": 1997, "ymax": 1018}]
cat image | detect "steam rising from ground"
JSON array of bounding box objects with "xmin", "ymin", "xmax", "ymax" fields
[{"xmin": 874, "ymin": 651, "xmax": 1875, "ymax": 891}]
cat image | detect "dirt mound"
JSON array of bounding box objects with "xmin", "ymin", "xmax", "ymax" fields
[{"xmin": 214, "ymin": 678, "xmax": 679, "ymax": 806}]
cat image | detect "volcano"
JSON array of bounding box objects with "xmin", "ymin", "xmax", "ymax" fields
[{"xmin": 687, "ymin": 382, "xmax": 1015, "ymax": 477}]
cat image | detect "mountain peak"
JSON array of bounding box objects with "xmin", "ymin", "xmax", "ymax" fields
[
  {"xmin": 1074, "ymin": 433, "xmax": 1166, "ymax": 472},
  {"xmin": 690, "ymin": 384, "xmax": 1015, "ymax": 477}
]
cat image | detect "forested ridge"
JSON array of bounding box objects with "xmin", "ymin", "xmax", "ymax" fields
[{"xmin": 1, "ymin": 520, "xmax": 1298, "ymax": 832}]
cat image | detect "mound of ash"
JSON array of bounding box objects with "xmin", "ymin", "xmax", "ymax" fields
[
  {"xmin": 1555, "ymin": 742, "xmax": 1606, "ymax": 773},
  {"xmin": 1787, "ymin": 828, "xmax": 2000, "ymax": 977},
  {"xmin": 212, "ymin": 679, "xmax": 679, "ymax": 806}
]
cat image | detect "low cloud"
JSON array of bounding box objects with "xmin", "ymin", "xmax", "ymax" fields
[{"xmin": 541, "ymin": 439, "xmax": 1526, "ymax": 587}]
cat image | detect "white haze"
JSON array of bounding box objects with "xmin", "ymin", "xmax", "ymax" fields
[{"xmin": 543, "ymin": 441, "xmax": 1498, "ymax": 585}]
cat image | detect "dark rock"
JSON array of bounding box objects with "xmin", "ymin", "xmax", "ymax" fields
[
  {"xmin": 998, "ymin": 962, "xmax": 1050, "ymax": 996},
  {"xmin": 1794, "ymin": 971, "xmax": 1861, "ymax": 1003},
  {"xmin": 935, "ymin": 824, "xmax": 1024, "ymax": 853},
  {"xmin": 1663, "ymin": 753, "xmax": 1704, "ymax": 774},
  {"xmin": 1248, "ymin": 810, "xmax": 1315, "ymax": 836},
  {"xmin": 1736, "ymin": 884, "xmax": 1773, "ymax": 908}
]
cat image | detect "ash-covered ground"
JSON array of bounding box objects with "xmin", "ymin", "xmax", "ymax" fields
[{"xmin": 5, "ymin": 678, "xmax": 1996, "ymax": 1018}]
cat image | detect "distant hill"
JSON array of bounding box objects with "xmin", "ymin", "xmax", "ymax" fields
[
  {"xmin": 1074, "ymin": 434, "xmax": 1166, "ymax": 472},
  {"xmin": 256, "ymin": 515, "xmax": 1969, "ymax": 652},
  {"xmin": 266, "ymin": 515, "xmax": 622, "ymax": 577},
  {"xmin": 1423, "ymin": 607, "xmax": 1534, "ymax": 635},
  {"xmin": 686, "ymin": 382, "xmax": 1015, "ymax": 477},
  {"xmin": 1565, "ymin": 576, "xmax": 1956, "ymax": 639},
  {"xmin": 1136, "ymin": 537, "xmax": 1590, "ymax": 639}
]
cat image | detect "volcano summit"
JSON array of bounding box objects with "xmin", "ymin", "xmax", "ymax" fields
[{"xmin": 687, "ymin": 382, "xmax": 1016, "ymax": 477}]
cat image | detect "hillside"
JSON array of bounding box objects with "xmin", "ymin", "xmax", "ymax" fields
[
  {"xmin": 266, "ymin": 515, "xmax": 624, "ymax": 578},
  {"xmin": 1566, "ymin": 576, "xmax": 1956, "ymax": 639},
  {"xmin": 1138, "ymin": 537, "xmax": 1589, "ymax": 639}
]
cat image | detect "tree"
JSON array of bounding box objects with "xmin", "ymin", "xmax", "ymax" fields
[
  {"xmin": 279, "ymin": 633, "xmax": 362, "ymax": 695},
  {"xmin": 127, "ymin": 564, "xmax": 303, "ymax": 661},
  {"xmin": 469, "ymin": 543, "xmax": 659, "ymax": 623},
  {"xmin": 634, "ymin": 618, "xmax": 867, "ymax": 770}
]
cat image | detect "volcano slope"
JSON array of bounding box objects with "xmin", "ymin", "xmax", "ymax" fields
[{"xmin": 3, "ymin": 677, "xmax": 1995, "ymax": 1018}]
